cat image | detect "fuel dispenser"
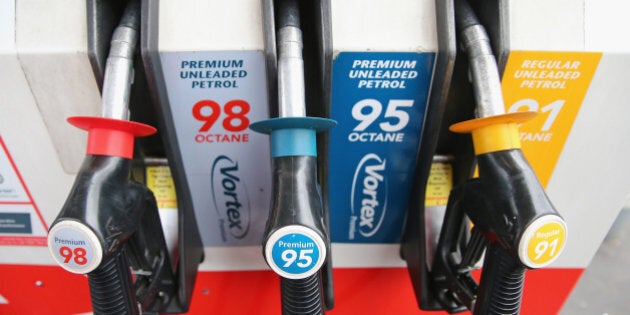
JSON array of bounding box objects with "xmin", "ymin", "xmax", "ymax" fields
[
  {"xmin": 47, "ymin": 0, "xmax": 203, "ymax": 313},
  {"xmin": 4, "ymin": 1, "xmax": 630, "ymax": 314},
  {"xmin": 142, "ymin": 0, "xmax": 272, "ymax": 257},
  {"xmin": 143, "ymin": 0, "xmax": 336, "ymax": 312},
  {"xmin": 402, "ymin": 0, "xmax": 568, "ymax": 313},
  {"xmin": 251, "ymin": 0, "xmax": 336, "ymax": 313}
]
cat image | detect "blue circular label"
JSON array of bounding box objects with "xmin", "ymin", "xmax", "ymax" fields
[{"xmin": 271, "ymin": 233, "xmax": 321, "ymax": 276}]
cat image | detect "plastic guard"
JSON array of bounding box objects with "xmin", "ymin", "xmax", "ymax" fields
[{"xmin": 68, "ymin": 116, "xmax": 157, "ymax": 159}]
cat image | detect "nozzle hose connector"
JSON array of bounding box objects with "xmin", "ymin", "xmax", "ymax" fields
[
  {"xmin": 277, "ymin": 0, "xmax": 307, "ymax": 118},
  {"xmin": 459, "ymin": 24, "xmax": 505, "ymax": 118},
  {"xmin": 455, "ymin": 0, "xmax": 504, "ymax": 119},
  {"xmin": 277, "ymin": 26, "xmax": 306, "ymax": 118},
  {"xmin": 101, "ymin": 0, "xmax": 140, "ymax": 121}
]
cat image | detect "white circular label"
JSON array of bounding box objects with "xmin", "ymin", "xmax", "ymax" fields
[
  {"xmin": 264, "ymin": 225, "xmax": 327, "ymax": 280},
  {"xmin": 518, "ymin": 214, "xmax": 567, "ymax": 269},
  {"xmin": 47, "ymin": 220, "xmax": 103, "ymax": 274}
]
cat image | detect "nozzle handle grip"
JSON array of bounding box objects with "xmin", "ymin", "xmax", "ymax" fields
[
  {"xmin": 263, "ymin": 156, "xmax": 328, "ymax": 280},
  {"xmin": 474, "ymin": 149, "xmax": 567, "ymax": 268}
]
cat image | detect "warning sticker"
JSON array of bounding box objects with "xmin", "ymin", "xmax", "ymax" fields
[
  {"xmin": 424, "ymin": 159, "xmax": 453, "ymax": 268},
  {"xmin": 145, "ymin": 163, "xmax": 178, "ymax": 260},
  {"xmin": 0, "ymin": 145, "xmax": 28, "ymax": 203},
  {"xmin": 146, "ymin": 165, "xmax": 177, "ymax": 209},
  {"xmin": 0, "ymin": 136, "xmax": 48, "ymax": 246},
  {"xmin": 501, "ymin": 51, "xmax": 602, "ymax": 186},
  {"xmin": 425, "ymin": 161, "xmax": 452, "ymax": 207}
]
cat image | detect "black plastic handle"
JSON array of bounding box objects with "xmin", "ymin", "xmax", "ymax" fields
[
  {"xmin": 263, "ymin": 155, "xmax": 328, "ymax": 315},
  {"xmin": 473, "ymin": 149, "xmax": 560, "ymax": 253},
  {"xmin": 430, "ymin": 184, "xmax": 479, "ymax": 312},
  {"xmin": 429, "ymin": 149, "xmax": 565, "ymax": 312},
  {"xmin": 124, "ymin": 181, "xmax": 176, "ymax": 312},
  {"xmin": 264, "ymin": 156, "xmax": 327, "ymax": 238},
  {"xmin": 50, "ymin": 155, "xmax": 175, "ymax": 313},
  {"xmin": 473, "ymin": 242, "xmax": 526, "ymax": 315},
  {"xmin": 52, "ymin": 155, "xmax": 139, "ymax": 257},
  {"xmin": 88, "ymin": 250, "xmax": 137, "ymax": 315}
]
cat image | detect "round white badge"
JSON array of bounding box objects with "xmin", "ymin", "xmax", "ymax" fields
[
  {"xmin": 518, "ymin": 214, "xmax": 567, "ymax": 269},
  {"xmin": 47, "ymin": 220, "xmax": 103, "ymax": 274},
  {"xmin": 264, "ymin": 225, "xmax": 327, "ymax": 280}
]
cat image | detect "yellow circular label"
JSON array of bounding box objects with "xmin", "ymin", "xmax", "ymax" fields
[{"xmin": 526, "ymin": 221, "xmax": 566, "ymax": 266}]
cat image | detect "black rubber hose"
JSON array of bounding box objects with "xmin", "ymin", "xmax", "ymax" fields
[
  {"xmin": 454, "ymin": 0, "xmax": 480, "ymax": 33},
  {"xmin": 276, "ymin": 0, "xmax": 300, "ymax": 28},
  {"xmin": 281, "ymin": 274, "xmax": 324, "ymax": 315},
  {"xmin": 118, "ymin": 0, "xmax": 140, "ymax": 30},
  {"xmin": 88, "ymin": 251, "xmax": 137, "ymax": 315},
  {"xmin": 473, "ymin": 243, "xmax": 526, "ymax": 315}
]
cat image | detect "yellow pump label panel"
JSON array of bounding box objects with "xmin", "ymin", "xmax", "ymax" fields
[
  {"xmin": 501, "ymin": 51, "xmax": 601, "ymax": 187},
  {"xmin": 146, "ymin": 166, "xmax": 177, "ymax": 209}
]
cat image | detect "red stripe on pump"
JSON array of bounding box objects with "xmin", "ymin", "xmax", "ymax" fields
[{"xmin": 68, "ymin": 116, "xmax": 157, "ymax": 159}]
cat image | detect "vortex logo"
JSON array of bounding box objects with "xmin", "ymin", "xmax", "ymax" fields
[
  {"xmin": 351, "ymin": 154, "xmax": 388, "ymax": 238},
  {"xmin": 211, "ymin": 155, "xmax": 251, "ymax": 240}
]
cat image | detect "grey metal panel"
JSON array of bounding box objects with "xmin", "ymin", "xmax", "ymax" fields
[{"xmin": 140, "ymin": 0, "xmax": 204, "ymax": 312}]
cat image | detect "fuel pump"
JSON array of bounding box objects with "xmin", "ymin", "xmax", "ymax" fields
[
  {"xmin": 251, "ymin": 0, "xmax": 336, "ymax": 313},
  {"xmin": 403, "ymin": 0, "xmax": 568, "ymax": 314},
  {"xmin": 6, "ymin": 0, "xmax": 630, "ymax": 314},
  {"xmin": 46, "ymin": 1, "xmax": 201, "ymax": 313}
]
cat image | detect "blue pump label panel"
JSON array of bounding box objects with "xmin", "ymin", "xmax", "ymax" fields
[{"xmin": 329, "ymin": 52, "xmax": 435, "ymax": 243}]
